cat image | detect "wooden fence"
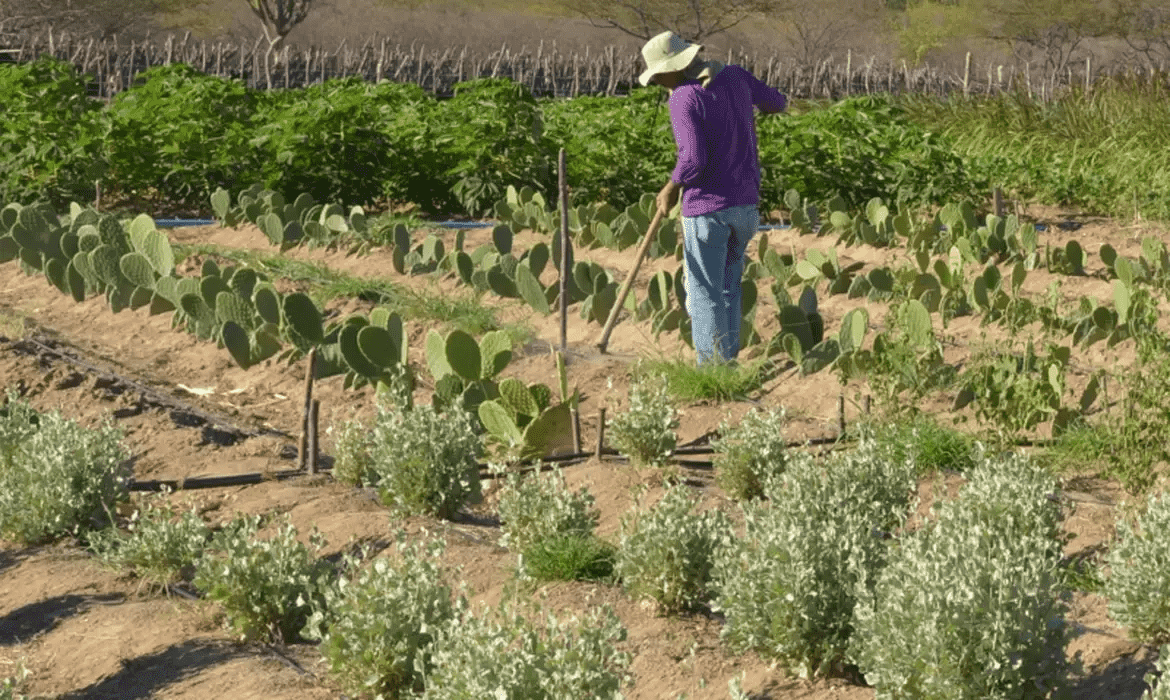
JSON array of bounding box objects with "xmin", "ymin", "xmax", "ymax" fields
[{"xmin": 0, "ymin": 29, "xmax": 1161, "ymax": 101}]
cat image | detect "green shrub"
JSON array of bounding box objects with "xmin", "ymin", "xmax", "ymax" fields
[
  {"xmin": 495, "ymin": 465, "xmax": 598, "ymax": 554},
  {"xmin": 420, "ymin": 603, "xmax": 630, "ymax": 699},
  {"xmin": 614, "ymin": 485, "xmax": 730, "ymax": 613},
  {"xmin": 852, "ymin": 451, "xmax": 1071, "ymax": 699},
  {"xmin": 329, "ymin": 411, "xmax": 376, "ymax": 487},
  {"xmin": 193, "ymin": 516, "xmax": 331, "ymax": 643},
  {"xmin": 364, "ymin": 403, "xmax": 482, "ymax": 520},
  {"xmin": 88, "ymin": 495, "xmax": 210, "ymax": 588},
  {"xmin": 304, "ymin": 537, "xmax": 459, "ymax": 699},
  {"xmin": 0, "ymin": 396, "xmax": 128, "ymax": 544},
  {"xmin": 522, "ymin": 534, "xmax": 616, "ymax": 583},
  {"xmin": 607, "ymin": 375, "xmax": 678, "ymax": 468},
  {"xmin": 1105, "ymin": 492, "xmax": 1170, "ymax": 643},
  {"xmin": 0, "ymin": 56, "xmax": 106, "ymax": 205},
  {"xmin": 711, "ymin": 407, "xmax": 788, "ymax": 500},
  {"xmin": 713, "ymin": 438, "xmax": 916, "ymax": 678}
]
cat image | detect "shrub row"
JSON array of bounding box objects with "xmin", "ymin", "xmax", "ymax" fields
[{"xmin": 2, "ymin": 57, "xmax": 982, "ymax": 217}]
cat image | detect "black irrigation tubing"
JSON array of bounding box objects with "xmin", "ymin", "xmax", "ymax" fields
[
  {"xmin": 129, "ymin": 469, "xmax": 311, "ymax": 492},
  {"xmin": 6, "ymin": 333, "xmax": 293, "ymax": 441}
]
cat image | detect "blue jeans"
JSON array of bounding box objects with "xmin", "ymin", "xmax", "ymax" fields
[{"xmin": 682, "ymin": 205, "xmax": 758, "ymax": 364}]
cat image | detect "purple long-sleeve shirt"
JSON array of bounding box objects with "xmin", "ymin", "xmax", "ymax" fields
[{"xmin": 668, "ymin": 64, "xmax": 787, "ymax": 217}]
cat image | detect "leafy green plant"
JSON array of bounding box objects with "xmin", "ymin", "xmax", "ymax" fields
[
  {"xmin": 304, "ymin": 536, "xmax": 459, "ymax": 699},
  {"xmin": 365, "ymin": 403, "xmax": 483, "ymax": 520},
  {"xmin": 420, "ymin": 602, "xmax": 630, "ymax": 700},
  {"xmin": 615, "ymin": 486, "xmax": 731, "ymax": 613},
  {"xmin": 851, "ymin": 451, "xmax": 1071, "ymax": 699},
  {"xmin": 193, "ymin": 515, "xmax": 332, "ymax": 643},
  {"xmin": 494, "ymin": 466, "xmax": 599, "ymax": 555},
  {"xmin": 954, "ymin": 341, "xmax": 1074, "ymax": 438},
  {"xmin": 711, "ymin": 407, "xmax": 789, "ymax": 500},
  {"xmin": 0, "ymin": 56, "xmax": 106, "ymax": 206},
  {"xmin": 0, "ymin": 394, "xmax": 128, "ymax": 544},
  {"xmin": 713, "ymin": 439, "xmax": 917, "ymax": 678},
  {"xmin": 638, "ymin": 357, "xmax": 767, "ymax": 403},
  {"xmin": 1105, "ymin": 492, "xmax": 1170, "ymax": 643},
  {"xmin": 88, "ymin": 494, "xmax": 210, "ymax": 589},
  {"xmin": 607, "ymin": 374, "xmax": 678, "ymax": 468}
]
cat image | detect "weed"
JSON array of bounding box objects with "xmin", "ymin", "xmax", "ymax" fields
[
  {"xmin": 865, "ymin": 413, "xmax": 975, "ymax": 475},
  {"xmin": 852, "ymin": 451, "xmax": 1071, "ymax": 698},
  {"xmin": 0, "ymin": 394, "xmax": 129, "ymax": 544},
  {"xmin": 420, "ymin": 601, "xmax": 630, "ymax": 700},
  {"xmin": 367, "ymin": 403, "xmax": 483, "ymax": 520},
  {"xmin": 615, "ymin": 485, "xmax": 731, "ymax": 613},
  {"xmin": 713, "ymin": 439, "xmax": 917, "ymax": 678},
  {"xmin": 1106, "ymin": 492, "xmax": 1170, "ymax": 644},
  {"xmin": 193, "ymin": 515, "xmax": 332, "ymax": 643},
  {"xmin": 711, "ymin": 407, "xmax": 789, "ymax": 500},
  {"xmin": 607, "ymin": 374, "xmax": 678, "ymax": 468},
  {"xmin": 88, "ymin": 494, "xmax": 210, "ymax": 589},
  {"xmin": 494, "ymin": 465, "xmax": 598, "ymax": 556},
  {"xmin": 305, "ymin": 536, "xmax": 459, "ymax": 699}
]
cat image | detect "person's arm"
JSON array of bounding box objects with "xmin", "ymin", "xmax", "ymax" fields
[
  {"xmin": 748, "ymin": 69, "xmax": 787, "ymax": 114},
  {"xmin": 668, "ymin": 87, "xmax": 706, "ymax": 189}
]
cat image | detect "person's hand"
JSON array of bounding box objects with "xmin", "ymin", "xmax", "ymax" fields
[{"xmin": 656, "ymin": 181, "xmax": 680, "ymax": 219}]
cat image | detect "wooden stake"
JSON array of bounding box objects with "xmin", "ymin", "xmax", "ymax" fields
[
  {"xmin": 298, "ymin": 349, "xmax": 316, "ymax": 471},
  {"xmin": 571, "ymin": 407, "xmax": 582, "ymax": 453},
  {"xmin": 994, "ymin": 187, "xmax": 1005, "ymax": 218},
  {"xmin": 837, "ymin": 394, "xmax": 846, "ymax": 436},
  {"xmin": 863, "ymin": 395, "xmax": 872, "ymax": 415},
  {"xmin": 559, "ymin": 148, "xmax": 570, "ymax": 353},
  {"xmin": 307, "ymin": 399, "xmax": 320, "ymax": 475},
  {"xmin": 595, "ymin": 407, "xmax": 607, "ymax": 460}
]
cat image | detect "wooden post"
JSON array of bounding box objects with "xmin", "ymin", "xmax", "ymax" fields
[
  {"xmin": 837, "ymin": 394, "xmax": 846, "ymax": 436},
  {"xmin": 595, "ymin": 407, "xmax": 607, "ymax": 460},
  {"xmin": 571, "ymin": 408, "xmax": 582, "ymax": 454},
  {"xmin": 863, "ymin": 395, "xmax": 871, "ymax": 415},
  {"xmin": 307, "ymin": 399, "xmax": 320, "ymax": 475},
  {"xmin": 993, "ymin": 187, "xmax": 1005, "ymax": 217},
  {"xmin": 559, "ymin": 149, "xmax": 570, "ymax": 353},
  {"xmin": 298, "ymin": 349, "xmax": 316, "ymax": 471},
  {"xmin": 963, "ymin": 51, "xmax": 971, "ymax": 97}
]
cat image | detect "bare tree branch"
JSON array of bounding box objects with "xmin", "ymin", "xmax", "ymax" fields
[
  {"xmin": 559, "ymin": 0, "xmax": 779, "ymax": 42},
  {"xmin": 247, "ymin": 0, "xmax": 313, "ymax": 50}
]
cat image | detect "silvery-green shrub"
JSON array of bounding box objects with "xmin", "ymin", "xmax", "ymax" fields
[
  {"xmin": 1144, "ymin": 646, "xmax": 1170, "ymax": 699},
  {"xmin": 0, "ymin": 396, "xmax": 128, "ymax": 544},
  {"xmin": 607, "ymin": 375, "xmax": 678, "ymax": 467},
  {"xmin": 194, "ymin": 515, "xmax": 332, "ymax": 643},
  {"xmin": 330, "ymin": 411, "xmax": 376, "ymax": 487},
  {"xmin": 495, "ymin": 465, "xmax": 599, "ymax": 554},
  {"xmin": 89, "ymin": 495, "xmax": 210, "ymax": 588},
  {"xmin": 851, "ymin": 450, "xmax": 1071, "ymax": 699},
  {"xmin": 366, "ymin": 403, "xmax": 482, "ymax": 520},
  {"xmin": 304, "ymin": 536, "xmax": 459, "ymax": 699},
  {"xmin": 711, "ymin": 407, "xmax": 788, "ymax": 500},
  {"xmin": 615, "ymin": 485, "xmax": 731, "ymax": 613},
  {"xmin": 420, "ymin": 603, "xmax": 629, "ymax": 700},
  {"xmin": 1106, "ymin": 492, "xmax": 1170, "ymax": 643},
  {"xmin": 712, "ymin": 438, "xmax": 916, "ymax": 677}
]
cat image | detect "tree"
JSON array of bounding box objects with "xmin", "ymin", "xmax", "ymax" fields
[
  {"xmin": 247, "ymin": 0, "xmax": 313, "ymax": 51},
  {"xmin": 0, "ymin": 0, "xmax": 189, "ymax": 39},
  {"xmin": 1115, "ymin": 0, "xmax": 1170, "ymax": 68},
  {"xmin": 978, "ymin": 0, "xmax": 1108, "ymax": 77},
  {"xmin": 559, "ymin": 0, "xmax": 779, "ymax": 42}
]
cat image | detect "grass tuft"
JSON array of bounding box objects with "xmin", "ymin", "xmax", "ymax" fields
[
  {"xmin": 634, "ymin": 357, "xmax": 769, "ymax": 403},
  {"xmin": 521, "ymin": 535, "xmax": 616, "ymax": 582}
]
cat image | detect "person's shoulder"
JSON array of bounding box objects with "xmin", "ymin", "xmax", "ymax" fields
[{"xmin": 668, "ymin": 83, "xmax": 704, "ymax": 105}]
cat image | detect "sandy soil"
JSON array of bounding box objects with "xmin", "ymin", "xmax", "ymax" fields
[{"xmin": 0, "ymin": 206, "xmax": 1164, "ymax": 698}]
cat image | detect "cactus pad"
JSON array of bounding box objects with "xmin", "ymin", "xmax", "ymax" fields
[
  {"xmin": 282, "ymin": 292, "xmax": 324, "ymax": 345},
  {"xmin": 356, "ymin": 325, "xmax": 400, "ymax": 368},
  {"xmin": 444, "ymin": 329, "xmax": 482, "ymax": 382},
  {"xmin": 478, "ymin": 330, "xmax": 512, "ymax": 379},
  {"xmin": 119, "ymin": 252, "xmax": 157, "ymax": 290}
]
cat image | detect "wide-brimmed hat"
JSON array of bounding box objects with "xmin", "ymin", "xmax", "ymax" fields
[{"xmin": 638, "ymin": 31, "xmax": 702, "ymax": 87}]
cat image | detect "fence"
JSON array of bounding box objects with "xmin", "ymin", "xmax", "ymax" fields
[{"xmin": 0, "ymin": 29, "xmax": 1162, "ymax": 101}]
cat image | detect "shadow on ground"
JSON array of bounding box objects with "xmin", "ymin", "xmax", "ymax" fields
[
  {"xmin": 0, "ymin": 593, "xmax": 123, "ymax": 645},
  {"xmin": 59, "ymin": 640, "xmax": 244, "ymax": 700},
  {"xmin": 1070, "ymin": 651, "xmax": 1157, "ymax": 700}
]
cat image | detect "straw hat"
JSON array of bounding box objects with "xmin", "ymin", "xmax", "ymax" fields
[{"xmin": 638, "ymin": 31, "xmax": 702, "ymax": 87}]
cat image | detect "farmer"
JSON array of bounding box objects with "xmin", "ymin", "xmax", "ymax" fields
[{"xmin": 639, "ymin": 31, "xmax": 787, "ymax": 364}]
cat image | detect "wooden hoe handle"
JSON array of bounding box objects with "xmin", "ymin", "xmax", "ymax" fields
[{"xmin": 595, "ymin": 208, "xmax": 666, "ymax": 354}]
